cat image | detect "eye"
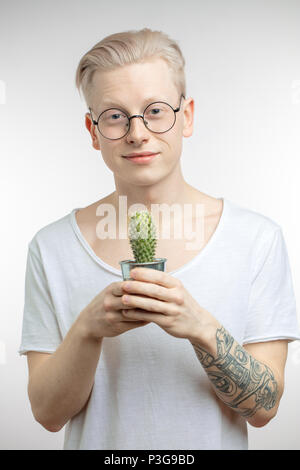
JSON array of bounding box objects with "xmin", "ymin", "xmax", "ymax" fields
[
  {"xmin": 150, "ymin": 108, "xmax": 161, "ymax": 115},
  {"xmin": 145, "ymin": 103, "xmax": 169, "ymax": 118}
]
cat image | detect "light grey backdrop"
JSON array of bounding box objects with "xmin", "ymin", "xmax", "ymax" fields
[{"xmin": 0, "ymin": 0, "xmax": 299, "ymax": 450}]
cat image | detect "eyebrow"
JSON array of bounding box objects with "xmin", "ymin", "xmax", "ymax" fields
[{"xmin": 101, "ymin": 96, "xmax": 165, "ymax": 110}]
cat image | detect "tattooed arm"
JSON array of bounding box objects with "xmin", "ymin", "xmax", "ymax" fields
[{"xmin": 190, "ymin": 324, "xmax": 287, "ymax": 427}]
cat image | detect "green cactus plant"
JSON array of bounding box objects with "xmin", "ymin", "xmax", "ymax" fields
[{"xmin": 128, "ymin": 210, "xmax": 157, "ymax": 263}]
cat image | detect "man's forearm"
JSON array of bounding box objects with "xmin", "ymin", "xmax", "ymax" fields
[
  {"xmin": 190, "ymin": 323, "xmax": 282, "ymax": 427},
  {"xmin": 28, "ymin": 313, "xmax": 103, "ymax": 432}
]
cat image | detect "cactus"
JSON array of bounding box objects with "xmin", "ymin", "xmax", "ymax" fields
[{"xmin": 128, "ymin": 210, "xmax": 157, "ymax": 263}]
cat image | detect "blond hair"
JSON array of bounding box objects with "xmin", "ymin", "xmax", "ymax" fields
[{"xmin": 75, "ymin": 28, "xmax": 186, "ymax": 107}]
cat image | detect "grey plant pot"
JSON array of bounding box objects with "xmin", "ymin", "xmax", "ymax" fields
[{"xmin": 119, "ymin": 258, "xmax": 167, "ymax": 280}]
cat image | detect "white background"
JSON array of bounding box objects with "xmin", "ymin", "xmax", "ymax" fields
[{"xmin": 0, "ymin": 0, "xmax": 300, "ymax": 450}]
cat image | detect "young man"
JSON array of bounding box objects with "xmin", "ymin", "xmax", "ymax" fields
[{"xmin": 19, "ymin": 29, "xmax": 300, "ymax": 450}]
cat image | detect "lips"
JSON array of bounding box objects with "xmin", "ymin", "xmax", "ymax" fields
[
  {"xmin": 123, "ymin": 153, "xmax": 159, "ymax": 164},
  {"xmin": 123, "ymin": 152, "xmax": 159, "ymax": 158}
]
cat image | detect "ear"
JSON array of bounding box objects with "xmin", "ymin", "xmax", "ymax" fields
[
  {"xmin": 182, "ymin": 98, "xmax": 194, "ymax": 138},
  {"xmin": 85, "ymin": 112, "xmax": 100, "ymax": 150}
]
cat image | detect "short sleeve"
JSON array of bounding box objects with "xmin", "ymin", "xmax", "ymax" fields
[
  {"xmin": 18, "ymin": 243, "xmax": 63, "ymax": 355},
  {"xmin": 243, "ymin": 227, "xmax": 300, "ymax": 344}
]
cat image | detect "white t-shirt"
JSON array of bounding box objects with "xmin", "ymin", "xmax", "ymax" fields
[{"xmin": 19, "ymin": 197, "xmax": 300, "ymax": 450}]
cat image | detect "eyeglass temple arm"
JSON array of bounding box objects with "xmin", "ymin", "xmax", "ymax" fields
[
  {"xmin": 88, "ymin": 107, "xmax": 98, "ymax": 126},
  {"xmin": 174, "ymin": 94, "xmax": 186, "ymax": 112}
]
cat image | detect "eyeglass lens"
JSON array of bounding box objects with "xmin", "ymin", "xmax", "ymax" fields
[{"xmin": 97, "ymin": 102, "xmax": 176, "ymax": 139}]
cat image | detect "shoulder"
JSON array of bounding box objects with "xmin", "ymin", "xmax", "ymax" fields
[
  {"xmin": 224, "ymin": 198, "xmax": 281, "ymax": 240},
  {"xmin": 29, "ymin": 194, "xmax": 114, "ymax": 257},
  {"xmin": 28, "ymin": 209, "xmax": 77, "ymax": 258},
  {"xmin": 223, "ymin": 199, "xmax": 286, "ymax": 280}
]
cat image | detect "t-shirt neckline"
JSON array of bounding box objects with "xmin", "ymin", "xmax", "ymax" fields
[{"xmin": 69, "ymin": 197, "xmax": 228, "ymax": 277}]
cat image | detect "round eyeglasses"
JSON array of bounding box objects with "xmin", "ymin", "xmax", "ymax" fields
[{"xmin": 89, "ymin": 94, "xmax": 186, "ymax": 140}]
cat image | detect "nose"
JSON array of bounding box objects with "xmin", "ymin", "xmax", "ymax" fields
[{"xmin": 125, "ymin": 115, "xmax": 150, "ymax": 142}]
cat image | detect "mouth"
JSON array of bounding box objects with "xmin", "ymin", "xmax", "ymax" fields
[{"xmin": 123, "ymin": 153, "xmax": 160, "ymax": 164}]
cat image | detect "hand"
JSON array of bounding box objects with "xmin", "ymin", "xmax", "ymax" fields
[
  {"xmin": 78, "ymin": 281, "xmax": 151, "ymax": 340},
  {"xmin": 121, "ymin": 267, "xmax": 214, "ymax": 341}
]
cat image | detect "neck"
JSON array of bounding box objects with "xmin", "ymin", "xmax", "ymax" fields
[
  {"xmin": 111, "ymin": 166, "xmax": 196, "ymax": 214},
  {"xmin": 102, "ymin": 164, "xmax": 210, "ymax": 240}
]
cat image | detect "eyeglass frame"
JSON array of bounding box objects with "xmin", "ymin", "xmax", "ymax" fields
[{"xmin": 88, "ymin": 93, "xmax": 186, "ymax": 140}]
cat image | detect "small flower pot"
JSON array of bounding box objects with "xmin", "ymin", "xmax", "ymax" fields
[{"xmin": 119, "ymin": 258, "xmax": 167, "ymax": 280}]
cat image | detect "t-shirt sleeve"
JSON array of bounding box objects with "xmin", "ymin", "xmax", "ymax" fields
[
  {"xmin": 18, "ymin": 243, "xmax": 63, "ymax": 355},
  {"xmin": 243, "ymin": 227, "xmax": 300, "ymax": 344}
]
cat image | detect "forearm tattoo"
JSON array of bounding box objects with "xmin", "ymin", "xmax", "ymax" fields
[{"xmin": 192, "ymin": 327, "xmax": 278, "ymax": 418}]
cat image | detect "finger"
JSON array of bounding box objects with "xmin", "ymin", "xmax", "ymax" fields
[
  {"xmin": 122, "ymin": 280, "xmax": 176, "ymax": 302},
  {"xmin": 127, "ymin": 321, "xmax": 150, "ymax": 328},
  {"xmin": 104, "ymin": 291, "xmax": 133, "ymax": 312},
  {"xmin": 117, "ymin": 310, "xmax": 143, "ymax": 322},
  {"xmin": 119, "ymin": 310, "xmax": 150, "ymax": 324},
  {"xmin": 122, "ymin": 293, "xmax": 171, "ymax": 314},
  {"xmin": 130, "ymin": 267, "xmax": 180, "ymax": 289},
  {"xmin": 122, "ymin": 308, "xmax": 166, "ymax": 325},
  {"xmin": 111, "ymin": 281, "xmax": 128, "ymax": 297}
]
